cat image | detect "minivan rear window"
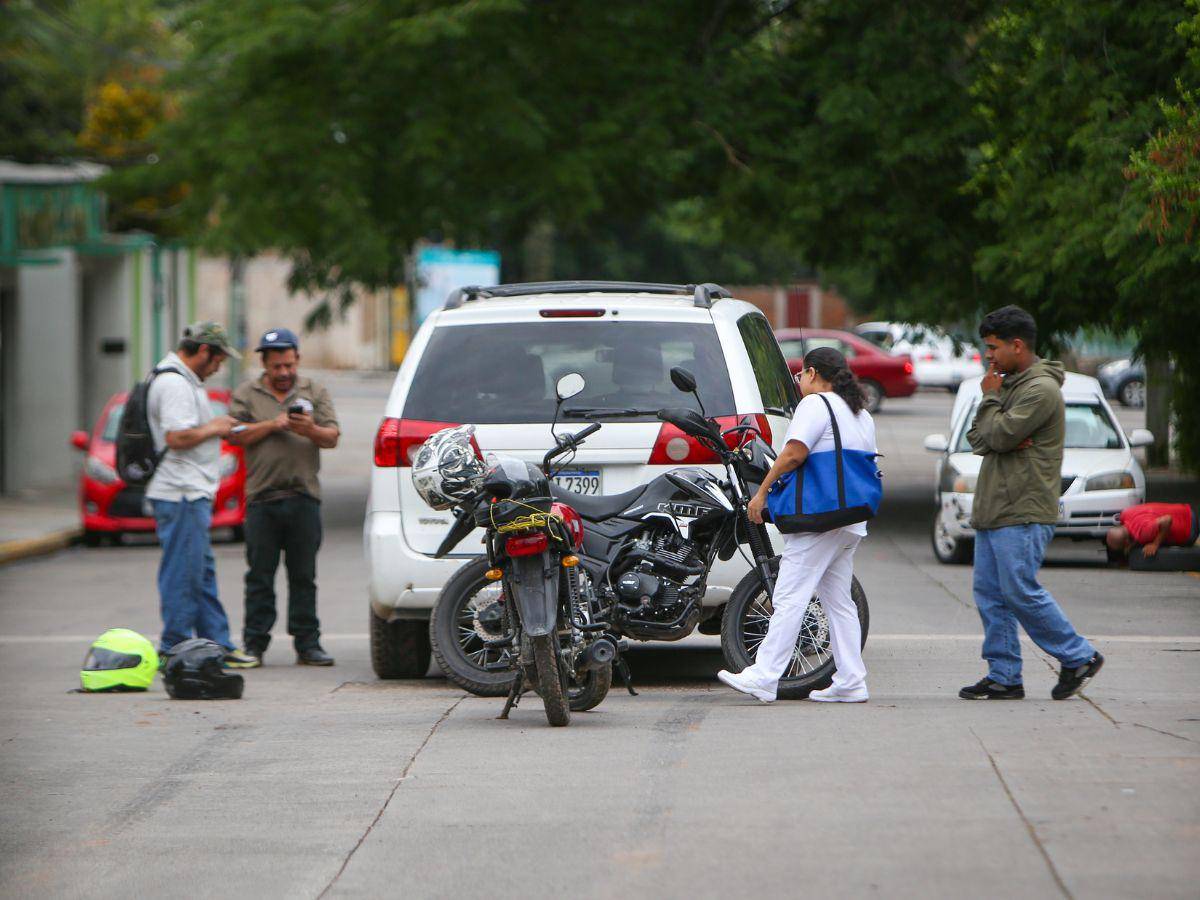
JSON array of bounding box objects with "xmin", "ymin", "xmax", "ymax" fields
[{"xmin": 403, "ymin": 321, "xmax": 736, "ymax": 424}]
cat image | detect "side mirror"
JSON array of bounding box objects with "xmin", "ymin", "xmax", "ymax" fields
[
  {"xmin": 670, "ymin": 366, "xmax": 697, "ymax": 394},
  {"xmin": 70, "ymin": 430, "xmax": 90, "ymax": 451},
  {"xmin": 1128, "ymin": 428, "xmax": 1154, "ymax": 448},
  {"xmin": 923, "ymin": 434, "xmax": 949, "ymax": 453},
  {"xmin": 556, "ymin": 373, "xmax": 586, "ymax": 401}
]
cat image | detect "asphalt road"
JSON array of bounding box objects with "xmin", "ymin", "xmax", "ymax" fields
[{"xmin": 2, "ymin": 374, "xmax": 1197, "ymax": 899}]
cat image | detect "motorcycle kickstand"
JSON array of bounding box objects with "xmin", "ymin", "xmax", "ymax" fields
[
  {"xmin": 615, "ymin": 656, "xmax": 638, "ymax": 697},
  {"xmin": 498, "ymin": 669, "xmax": 525, "ymax": 720}
]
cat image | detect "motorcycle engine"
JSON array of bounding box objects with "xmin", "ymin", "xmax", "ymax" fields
[{"xmin": 611, "ymin": 531, "xmax": 704, "ymax": 639}]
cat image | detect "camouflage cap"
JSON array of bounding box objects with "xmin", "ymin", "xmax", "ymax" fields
[{"xmin": 183, "ymin": 321, "xmax": 241, "ymax": 359}]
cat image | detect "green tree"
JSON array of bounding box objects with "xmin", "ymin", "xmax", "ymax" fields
[
  {"xmin": 969, "ymin": 0, "xmax": 1195, "ymax": 465},
  {"xmin": 118, "ymin": 0, "xmax": 1198, "ymax": 465}
]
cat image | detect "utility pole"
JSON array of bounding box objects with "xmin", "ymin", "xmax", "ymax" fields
[
  {"xmin": 1145, "ymin": 357, "xmax": 1172, "ymax": 469},
  {"xmin": 228, "ymin": 256, "xmax": 246, "ymax": 388},
  {"xmin": 523, "ymin": 218, "xmax": 555, "ymax": 281}
]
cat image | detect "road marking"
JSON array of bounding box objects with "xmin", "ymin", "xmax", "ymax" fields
[
  {"xmin": 868, "ymin": 634, "xmax": 1200, "ymax": 644},
  {"xmin": 4, "ymin": 633, "xmax": 1200, "ymax": 644}
]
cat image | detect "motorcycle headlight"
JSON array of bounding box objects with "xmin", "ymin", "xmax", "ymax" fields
[
  {"xmin": 85, "ymin": 456, "xmax": 119, "ymax": 485},
  {"xmin": 1085, "ymin": 471, "xmax": 1134, "ymax": 492},
  {"xmin": 219, "ymin": 453, "xmax": 239, "ymax": 479},
  {"xmin": 939, "ymin": 464, "xmax": 976, "ymax": 494}
]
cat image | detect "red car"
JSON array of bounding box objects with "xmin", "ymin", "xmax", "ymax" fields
[
  {"xmin": 70, "ymin": 390, "xmax": 246, "ymax": 545},
  {"xmin": 775, "ymin": 328, "xmax": 917, "ymax": 413}
]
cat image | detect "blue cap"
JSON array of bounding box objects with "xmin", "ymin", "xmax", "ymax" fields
[{"xmin": 256, "ymin": 327, "xmax": 299, "ymax": 353}]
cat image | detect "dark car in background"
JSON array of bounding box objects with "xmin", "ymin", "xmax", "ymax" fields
[
  {"xmin": 1096, "ymin": 358, "xmax": 1145, "ymax": 409},
  {"xmin": 775, "ymin": 327, "xmax": 917, "ymax": 413},
  {"xmin": 70, "ymin": 390, "xmax": 246, "ymax": 545}
]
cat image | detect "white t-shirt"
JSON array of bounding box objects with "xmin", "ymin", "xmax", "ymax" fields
[
  {"xmin": 145, "ymin": 352, "xmax": 220, "ymax": 502},
  {"xmin": 783, "ymin": 392, "xmax": 878, "ymax": 537}
]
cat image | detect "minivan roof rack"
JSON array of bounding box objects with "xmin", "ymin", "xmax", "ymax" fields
[{"xmin": 443, "ymin": 280, "xmax": 732, "ymax": 310}]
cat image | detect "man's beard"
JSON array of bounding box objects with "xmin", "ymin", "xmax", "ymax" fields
[{"xmin": 271, "ymin": 375, "xmax": 295, "ymax": 392}]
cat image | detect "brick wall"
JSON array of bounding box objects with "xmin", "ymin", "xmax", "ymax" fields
[{"xmin": 728, "ymin": 283, "xmax": 860, "ymax": 331}]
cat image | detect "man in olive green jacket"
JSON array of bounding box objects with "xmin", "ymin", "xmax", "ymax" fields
[{"xmin": 960, "ymin": 305, "xmax": 1103, "ymax": 702}]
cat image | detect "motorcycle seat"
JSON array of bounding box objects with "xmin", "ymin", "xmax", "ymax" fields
[{"xmin": 550, "ymin": 482, "xmax": 649, "ymax": 522}]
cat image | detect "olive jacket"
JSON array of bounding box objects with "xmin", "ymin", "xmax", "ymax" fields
[{"xmin": 966, "ymin": 360, "xmax": 1066, "ymax": 530}]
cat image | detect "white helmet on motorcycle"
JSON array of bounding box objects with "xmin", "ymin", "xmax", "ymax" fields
[{"xmin": 411, "ymin": 424, "xmax": 486, "ymax": 510}]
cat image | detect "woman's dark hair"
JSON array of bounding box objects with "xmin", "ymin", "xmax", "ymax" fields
[{"xmin": 803, "ymin": 346, "xmax": 865, "ymax": 415}]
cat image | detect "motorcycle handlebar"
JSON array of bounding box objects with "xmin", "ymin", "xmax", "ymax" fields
[{"xmin": 543, "ymin": 422, "xmax": 602, "ymax": 468}]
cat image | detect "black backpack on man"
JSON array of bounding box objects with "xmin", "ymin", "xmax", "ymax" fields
[{"xmin": 114, "ymin": 366, "xmax": 185, "ymax": 486}]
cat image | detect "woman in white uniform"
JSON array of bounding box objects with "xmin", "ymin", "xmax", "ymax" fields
[{"xmin": 718, "ymin": 346, "xmax": 876, "ymax": 703}]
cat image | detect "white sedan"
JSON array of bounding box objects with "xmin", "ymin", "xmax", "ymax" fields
[
  {"xmin": 856, "ymin": 321, "xmax": 984, "ymax": 391},
  {"xmin": 924, "ymin": 372, "xmax": 1154, "ymax": 563}
]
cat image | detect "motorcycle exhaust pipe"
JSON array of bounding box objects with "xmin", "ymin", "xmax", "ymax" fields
[{"xmin": 576, "ymin": 637, "xmax": 617, "ymax": 672}]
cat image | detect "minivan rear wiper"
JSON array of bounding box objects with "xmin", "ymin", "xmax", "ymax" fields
[
  {"xmin": 564, "ymin": 406, "xmax": 650, "ymax": 419},
  {"xmin": 764, "ymin": 406, "xmax": 792, "ymax": 417}
]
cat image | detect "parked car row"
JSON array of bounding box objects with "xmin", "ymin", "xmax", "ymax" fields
[
  {"xmin": 855, "ymin": 321, "xmax": 985, "ymax": 391},
  {"xmin": 71, "ymin": 390, "xmax": 246, "ymax": 545},
  {"xmin": 775, "ymin": 327, "xmax": 917, "ymax": 413}
]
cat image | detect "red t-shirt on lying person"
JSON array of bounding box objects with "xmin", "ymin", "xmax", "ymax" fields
[{"xmin": 1117, "ymin": 503, "xmax": 1195, "ymax": 546}]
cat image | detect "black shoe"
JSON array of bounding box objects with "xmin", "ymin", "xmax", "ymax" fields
[
  {"xmin": 297, "ymin": 646, "xmax": 335, "ymax": 666},
  {"xmin": 959, "ymin": 677, "xmax": 1025, "ymax": 700},
  {"xmin": 1052, "ymin": 652, "xmax": 1104, "ymax": 700}
]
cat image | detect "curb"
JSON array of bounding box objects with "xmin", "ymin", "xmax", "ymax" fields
[{"xmin": 0, "ymin": 528, "xmax": 82, "ymax": 566}]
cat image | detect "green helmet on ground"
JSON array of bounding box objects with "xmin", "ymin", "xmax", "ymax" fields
[{"xmin": 81, "ymin": 628, "xmax": 157, "ymax": 692}]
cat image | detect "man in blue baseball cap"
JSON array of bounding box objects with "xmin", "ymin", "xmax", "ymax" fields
[
  {"xmin": 227, "ymin": 327, "xmax": 340, "ymax": 666},
  {"xmin": 256, "ymin": 327, "xmax": 301, "ymax": 354}
]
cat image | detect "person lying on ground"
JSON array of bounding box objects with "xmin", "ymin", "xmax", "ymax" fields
[{"xmin": 1105, "ymin": 502, "xmax": 1198, "ymax": 564}]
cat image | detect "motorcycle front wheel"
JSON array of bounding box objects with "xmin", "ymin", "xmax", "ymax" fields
[
  {"xmin": 720, "ymin": 555, "xmax": 869, "ymax": 700},
  {"xmin": 430, "ymin": 557, "xmax": 515, "ymax": 697}
]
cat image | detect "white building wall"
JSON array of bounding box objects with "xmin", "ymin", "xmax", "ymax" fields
[
  {"xmin": 80, "ymin": 253, "xmax": 133, "ymax": 427},
  {"xmin": 194, "ymin": 254, "xmax": 388, "ymax": 376},
  {"xmin": 10, "ymin": 250, "xmax": 82, "ymax": 490}
]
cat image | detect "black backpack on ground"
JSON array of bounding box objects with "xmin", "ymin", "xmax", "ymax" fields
[{"xmin": 115, "ymin": 366, "xmax": 185, "ymax": 486}]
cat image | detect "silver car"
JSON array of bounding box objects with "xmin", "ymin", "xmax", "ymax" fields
[{"xmin": 924, "ymin": 372, "xmax": 1154, "ymax": 563}]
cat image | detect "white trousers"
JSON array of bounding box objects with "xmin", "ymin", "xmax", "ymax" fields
[{"xmin": 740, "ymin": 528, "xmax": 865, "ymax": 694}]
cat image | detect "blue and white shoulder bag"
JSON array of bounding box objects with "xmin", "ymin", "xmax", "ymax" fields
[{"xmin": 765, "ymin": 395, "xmax": 883, "ymax": 533}]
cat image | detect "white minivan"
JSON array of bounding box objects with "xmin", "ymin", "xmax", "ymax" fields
[
  {"xmin": 924, "ymin": 372, "xmax": 1155, "ymax": 563},
  {"xmin": 364, "ymin": 282, "xmax": 799, "ymax": 676}
]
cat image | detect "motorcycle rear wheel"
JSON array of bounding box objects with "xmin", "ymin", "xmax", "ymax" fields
[
  {"xmin": 531, "ymin": 634, "xmax": 571, "ymax": 726},
  {"xmin": 720, "ymin": 556, "xmax": 869, "ymax": 700}
]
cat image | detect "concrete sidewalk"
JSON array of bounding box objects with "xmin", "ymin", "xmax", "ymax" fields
[{"xmin": 0, "ymin": 488, "xmax": 80, "ymax": 565}]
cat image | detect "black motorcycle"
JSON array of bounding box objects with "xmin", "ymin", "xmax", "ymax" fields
[
  {"xmin": 430, "ymin": 367, "xmax": 869, "ymax": 706},
  {"xmin": 428, "ymin": 374, "xmax": 617, "ymax": 726}
]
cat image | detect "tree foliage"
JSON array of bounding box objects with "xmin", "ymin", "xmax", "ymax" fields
[
  {"xmin": 11, "ymin": 0, "xmax": 1198, "ymax": 464},
  {"xmin": 0, "ymin": 0, "xmax": 186, "ymax": 229}
]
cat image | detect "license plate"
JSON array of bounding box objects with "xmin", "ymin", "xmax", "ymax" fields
[{"xmin": 552, "ymin": 469, "xmax": 601, "ymax": 496}]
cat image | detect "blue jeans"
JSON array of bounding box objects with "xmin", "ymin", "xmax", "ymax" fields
[
  {"xmin": 152, "ymin": 498, "xmax": 233, "ymax": 653},
  {"xmin": 973, "ymin": 524, "xmax": 1095, "ymax": 685}
]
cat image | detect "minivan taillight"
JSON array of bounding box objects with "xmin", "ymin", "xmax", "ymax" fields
[
  {"xmin": 647, "ymin": 414, "xmax": 772, "ymax": 465},
  {"xmin": 374, "ymin": 418, "xmax": 482, "ymax": 467}
]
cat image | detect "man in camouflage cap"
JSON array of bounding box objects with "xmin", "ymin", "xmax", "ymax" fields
[{"xmin": 146, "ymin": 322, "xmax": 257, "ymax": 667}]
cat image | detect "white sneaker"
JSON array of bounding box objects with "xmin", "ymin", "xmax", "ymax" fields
[
  {"xmin": 717, "ymin": 669, "xmax": 776, "ymax": 703},
  {"xmin": 807, "ymin": 685, "xmax": 869, "ymax": 703}
]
